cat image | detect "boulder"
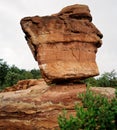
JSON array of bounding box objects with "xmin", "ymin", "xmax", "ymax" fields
[
  {"xmin": 89, "ymin": 87, "xmax": 116, "ymax": 99},
  {"xmin": 20, "ymin": 4, "xmax": 103, "ymax": 83}
]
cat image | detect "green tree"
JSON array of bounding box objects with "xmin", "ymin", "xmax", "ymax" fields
[
  {"xmin": 0, "ymin": 59, "xmax": 42, "ymax": 90},
  {"xmin": 4, "ymin": 71, "xmax": 21, "ymax": 86},
  {"xmin": 84, "ymin": 70, "xmax": 117, "ymax": 88},
  {"xmin": 4, "ymin": 65, "xmax": 25, "ymax": 87},
  {"xmin": 0, "ymin": 59, "xmax": 9, "ymax": 87},
  {"xmin": 30, "ymin": 69, "xmax": 41, "ymax": 79},
  {"xmin": 97, "ymin": 70, "xmax": 117, "ymax": 87},
  {"xmin": 20, "ymin": 69, "xmax": 33, "ymax": 79},
  {"xmin": 84, "ymin": 77, "xmax": 97, "ymax": 87},
  {"xmin": 10, "ymin": 65, "xmax": 20, "ymax": 74}
]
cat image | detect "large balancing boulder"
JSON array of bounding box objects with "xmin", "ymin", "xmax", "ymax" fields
[{"xmin": 20, "ymin": 4, "xmax": 103, "ymax": 83}]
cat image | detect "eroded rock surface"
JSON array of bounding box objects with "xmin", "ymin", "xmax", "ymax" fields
[
  {"xmin": 0, "ymin": 79, "xmax": 86, "ymax": 130},
  {"xmin": 0, "ymin": 79, "xmax": 116, "ymax": 130},
  {"xmin": 20, "ymin": 4, "xmax": 103, "ymax": 83}
]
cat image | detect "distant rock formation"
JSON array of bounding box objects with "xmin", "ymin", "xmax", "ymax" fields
[{"xmin": 20, "ymin": 4, "xmax": 103, "ymax": 83}]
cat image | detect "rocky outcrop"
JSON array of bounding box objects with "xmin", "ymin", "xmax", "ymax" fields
[
  {"xmin": 0, "ymin": 79, "xmax": 86, "ymax": 130},
  {"xmin": 89, "ymin": 87, "xmax": 116, "ymax": 99},
  {"xmin": 0, "ymin": 79, "xmax": 116, "ymax": 130},
  {"xmin": 20, "ymin": 4, "xmax": 103, "ymax": 83},
  {"xmin": 0, "ymin": 4, "xmax": 105, "ymax": 130}
]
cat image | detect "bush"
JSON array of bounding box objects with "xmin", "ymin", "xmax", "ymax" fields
[
  {"xmin": 96, "ymin": 70, "xmax": 117, "ymax": 87},
  {"xmin": 84, "ymin": 70, "xmax": 117, "ymax": 88},
  {"xmin": 58, "ymin": 90, "xmax": 117, "ymax": 130}
]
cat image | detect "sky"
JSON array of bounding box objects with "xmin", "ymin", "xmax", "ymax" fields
[{"xmin": 0, "ymin": 0, "xmax": 117, "ymax": 75}]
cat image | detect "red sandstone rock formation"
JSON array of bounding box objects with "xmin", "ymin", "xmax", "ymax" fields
[
  {"xmin": 0, "ymin": 4, "xmax": 105, "ymax": 130},
  {"xmin": 0, "ymin": 79, "xmax": 116, "ymax": 130},
  {"xmin": 20, "ymin": 4, "xmax": 103, "ymax": 83},
  {"xmin": 0, "ymin": 79, "xmax": 86, "ymax": 130}
]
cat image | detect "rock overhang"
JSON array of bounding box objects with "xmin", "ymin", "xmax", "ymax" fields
[{"xmin": 20, "ymin": 4, "xmax": 103, "ymax": 83}]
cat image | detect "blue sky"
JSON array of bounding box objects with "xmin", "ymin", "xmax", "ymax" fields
[{"xmin": 0, "ymin": 0, "xmax": 117, "ymax": 75}]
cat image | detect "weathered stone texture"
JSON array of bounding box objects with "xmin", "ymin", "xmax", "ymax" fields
[
  {"xmin": 0, "ymin": 4, "xmax": 107, "ymax": 130},
  {"xmin": 20, "ymin": 4, "xmax": 103, "ymax": 83},
  {"xmin": 0, "ymin": 79, "xmax": 116, "ymax": 130},
  {"xmin": 0, "ymin": 79, "xmax": 86, "ymax": 130}
]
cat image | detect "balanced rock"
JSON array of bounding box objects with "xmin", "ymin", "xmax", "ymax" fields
[{"xmin": 20, "ymin": 4, "xmax": 103, "ymax": 83}]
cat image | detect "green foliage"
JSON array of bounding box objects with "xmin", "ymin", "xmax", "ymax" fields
[
  {"xmin": 84, "ymin": 77, "xmax": 97, "ymax": 87},
  {"xmin": 84, "ymin": 70, "xmax": 117, "ymax": 88},
  {"xmin": 97, "ymin": 70, "xmax": 117, "ymax": 87},
  {"xmin": 30, "ymin": 69, "xmax": 41, "ymax": 79},
  {"xmin": 4, "ymin": 71, "xmax": 21, "ymax": 87},
  {"xmin": 58, "ymin": 90, "xmax": 117, "ymax": 130},
  {"xmin": 0, "ymin": 59, "xmax": 41, "ymax": 90},
  {"xmin": 0, "ymin": 59, "xmax": 9, "ymax": 87}
]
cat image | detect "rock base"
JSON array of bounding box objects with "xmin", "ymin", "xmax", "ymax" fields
[{"xmin": 0, "ymin": 79, "xmax": 86, "ymax": 130}]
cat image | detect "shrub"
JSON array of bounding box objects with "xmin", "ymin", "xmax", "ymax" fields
[{"xmin": 58, "ymin": 90, "xmax": 117, "ymax": 130}]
